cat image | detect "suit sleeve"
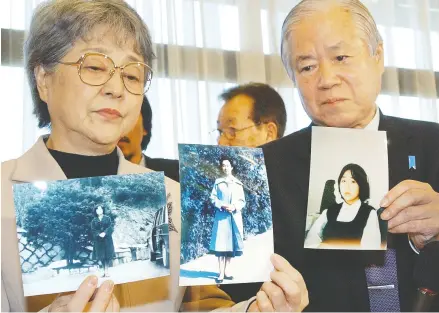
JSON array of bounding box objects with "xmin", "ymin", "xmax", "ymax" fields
[
  {"xmin": 181, "ymin": 285, "xmax": 257, "ymax": 312},
  {"xmin": 181, "ymin": 285, "xmax": 234, "ymax": 311}
]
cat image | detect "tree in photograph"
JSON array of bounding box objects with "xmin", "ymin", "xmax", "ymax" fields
[
  {"xmin": 24, "ymin": 180, "xmax": 104, "ymax": 266},
  {"xmin": 13, "ymin": 183, "xmax": 43, "ymax": 227},
  {"xmin": 22, "ymin": 172, "xmax": 167, "ymax": 267}
]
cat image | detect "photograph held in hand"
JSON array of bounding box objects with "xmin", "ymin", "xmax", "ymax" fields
[
  {"xmin": 178, "ymin": 144, "xmax": 274, "ymax": 286},
  {"xmin": 305, "ymin": 127, "xmax": 388, "ymax": 250},
  {"xmin": 13, "ymin": 172, "xmax": 169, "ymax": 297}
]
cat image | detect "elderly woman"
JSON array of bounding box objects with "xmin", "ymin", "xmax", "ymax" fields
[
  {"xmin": 209, "ymin": 157, "xmax": 245, "ymax": 283},
  {"xmin": 305, "ymin": 164, "xmax": 382, "ymax": 249},
  {"xmin": 0, "ymin": 0, "xmax": 182, "ymax": 311},
  {"xmin": 1, "ymin": 1, "xmax": 308, "ymax": 312}
]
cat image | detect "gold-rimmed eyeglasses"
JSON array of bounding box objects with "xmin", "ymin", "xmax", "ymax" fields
[{"xmin": 58, "ymin": 52, "xmax": 153, "ymax": 95}]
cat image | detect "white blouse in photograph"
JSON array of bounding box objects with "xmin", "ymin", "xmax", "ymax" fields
[{"xmin": 304, "ymin": 199, "xmax": 381, "ymax": 249}]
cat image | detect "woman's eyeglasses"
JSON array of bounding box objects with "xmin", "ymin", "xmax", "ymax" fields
[{"xmin": 58, "ymin": 52, "xmax": 153, "ymax": 95}]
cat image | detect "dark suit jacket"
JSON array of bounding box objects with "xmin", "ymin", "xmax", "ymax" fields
[
  {"xmin": 221, "ymin": 114, "xmax": 439, "ymax": 311},
  {"xmin": 143, "ymin": 154, "xmax": 180, "ymax": 182}
]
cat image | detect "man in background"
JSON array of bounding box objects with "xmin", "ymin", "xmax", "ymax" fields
[
  {"xmin": 216, "ymin": 82, "xmax": 288, "ymax": 302},
  {"xmin": 216, "ymin": 83, "xmax": 287, "ymax": 147},
  {"xmin": 118, "ymin": 96, "xmax": 179, "ymax": 181}
]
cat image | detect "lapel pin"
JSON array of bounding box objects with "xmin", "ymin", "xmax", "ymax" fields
[{"xmin": 408, "ymin": 155, "xmax": 416, "ymax": 170}]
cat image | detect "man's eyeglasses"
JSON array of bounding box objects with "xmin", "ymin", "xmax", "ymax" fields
[
  {"xmin": 213, "ymin": 123, "xmax": 262, "ymax": 140},
  {"xmin": 58, "ymin": 52, "xmax": 153, "ymax": 95}
]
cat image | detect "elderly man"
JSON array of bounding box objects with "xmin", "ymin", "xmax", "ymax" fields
[
  {"xmin": 258, "ymin": 0, "xmax": 439, "ymax": 312},
  {"xmin": 216, "ymin": 83, "xmax": 287, "ymax": 147},
  {"xmin": 118, "ymin": 96, "xmax": 180, "ymax": 181}
]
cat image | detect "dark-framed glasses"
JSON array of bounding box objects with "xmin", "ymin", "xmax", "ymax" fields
[{"xmin": 58, "ymin": 52, "xmax": 153, "ymax": 95}]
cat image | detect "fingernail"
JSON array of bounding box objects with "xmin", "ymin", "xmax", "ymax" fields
[
  {"xmin": 105, "ymin": 281, "xmax": 114, "ymax": 293},
  {"xmin": 380, "ymin": 197, "xmax": 388, "ymax": 207},
  {"xmin": 381, "ymin": 210, "xmax": 389, "ymax": 220},
  {"xmin": 88, "ymin": 276, "xmax": 98, "ymax": 287}
]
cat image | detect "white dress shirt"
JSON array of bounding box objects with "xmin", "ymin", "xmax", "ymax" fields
[{"xmin": 364, "ymin": 108, "xmax": 380, "ymax": 130}]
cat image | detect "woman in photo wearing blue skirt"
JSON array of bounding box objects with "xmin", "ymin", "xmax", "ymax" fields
[{"xmin": 209, "ymin": 156, "xmax": 246, "ymax": 283}]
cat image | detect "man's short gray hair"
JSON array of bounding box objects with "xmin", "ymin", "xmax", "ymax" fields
[
  {"xmin": 24, "ymin": 0, "xmax": 155, "ymax": 128},
  {"xmin": 280, "ymin": 0, "xmax": 383, "ymax": 78}
]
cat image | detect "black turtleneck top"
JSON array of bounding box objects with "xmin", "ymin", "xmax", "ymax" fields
[{"xmin": 48, "ymin": 148, "xmax": 119, "ymax": 179}]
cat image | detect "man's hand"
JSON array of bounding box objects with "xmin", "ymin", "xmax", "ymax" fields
[
  {"xmin": 248, "ymin": 254, "xmax": 308, "ymax": 312},
  {"xmin": 49, "ymin": 276, "xmax": 119, "ymax": 312},
  {"xmin": 380, "ymin": 180, "xmax": 439, "ymax": 250}
]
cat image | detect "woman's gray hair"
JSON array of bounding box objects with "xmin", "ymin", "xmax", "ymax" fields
[
  {"xmin": 24, "ymin": 0, "xmax": 155, "ymax": 128},
  {"xmin": 281, "ymin": 0, "xmax": 383, "ymax": 79}
]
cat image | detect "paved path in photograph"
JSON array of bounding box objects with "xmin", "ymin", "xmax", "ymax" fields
[
  {"xmin": 23, "ymin": 259, "xmax": 169, "ymax": 297},
  {"xmin": 179, "ymin": 230, "xmax": 274, "ymax": 286}
]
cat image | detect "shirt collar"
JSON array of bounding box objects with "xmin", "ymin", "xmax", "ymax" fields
[
  {"xmin": 364, "ymin": 107, "xmax": 380, "ymax": 130},
  {"xmin": 218, "ymin": 175, "xmax": 240, "ymax": 184},
  {"xmin": 309, "ymin": 107, "xmax": 380, "ymax": 130},
  {"xmin": 140, "ymin": 154, "xmax": 146, "ymax": 167}
]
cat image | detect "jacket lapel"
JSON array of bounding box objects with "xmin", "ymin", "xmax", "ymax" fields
[
  {"xmin": 11, "ymin": 136, "xmax": 67, "ymax": 183},
  {"xmin": 296, "ymin": 126, "xmax": 313, "ymax": 197},
  {"xmin": 378, "ymin": 113, "xmax": 417, "ymax": 188}
]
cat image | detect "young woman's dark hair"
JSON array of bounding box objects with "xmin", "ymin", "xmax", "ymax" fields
[
  {"xmin": 219, "ymin": 156, "xmax": 235, "ymax": 168},
  {"xmin": 93, "ymin": 205, "xmax": 106, "ymax": 217},
  {"xmin": 337, "ymin": 163, "xmax": 370, "ymax": 202}
]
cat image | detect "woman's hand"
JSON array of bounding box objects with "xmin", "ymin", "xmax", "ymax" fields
[
  {"xmin": 221, "ymin": 205, "xmax": 231, "ymax": 212},
  {"xmin": 49, "ymin": 276, "xmax": 119, "ymax": 312},
  {"xmin": 248, "ymin": 254, "xmax": 309, "ymax": 312},
  {"xmin": 99, "ymin": 232, "xmax": 106, "ymax": 238},
  {"xmin": 221, "ymin": 205, "xmax": 236, "ymax": 212}
]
